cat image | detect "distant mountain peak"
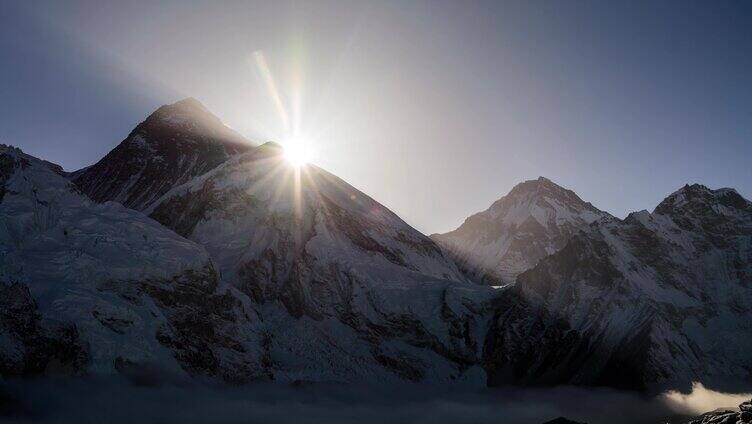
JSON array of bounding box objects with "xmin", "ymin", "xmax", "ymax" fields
[
  {"xmin": 484, "ymin": 177, "xmax": 603, "ymax": 224},
  {"xmin": 508, "ymin": 175, "xmax": 556, "ymax": 191},
  {"xmin": 434, "ymin": 177, "xmax": 609, "ymax": 284},
  {"xmin": 502, "ymin": 177, "xmax": 592, "ymax": 208},
  {"xmin": 654, "ymin": 183, "xmax": 750, "ymax": 216}
]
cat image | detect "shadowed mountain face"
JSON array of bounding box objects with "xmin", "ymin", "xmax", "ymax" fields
[
  {"xmin": 2, "ymin": 99, "xmax": 751, "ymax": 393},
  {"xmin": 0, "ymin": 145, "xmax": 256, "ymax": 381},
  {"xmin": 2, "ymin": 113, "xmax": 495, "ymax": 384},
  {"xmin": 145, "ymin": 142, "xmax": 496, "ymax": 383},
  {"xmin": 430, "ymin": 173, "xmax": 752, "ymax": 391},
  {"xmin": 485, "ymin": 183, "xmax": 752, "ymax": 391},
  {"xmin": 72, "ymin": 98, "xmax": 252, "ymax": 211},
  {"xmin": 433, "ymin": 177, "xmax": 610, "ymax": 285}
]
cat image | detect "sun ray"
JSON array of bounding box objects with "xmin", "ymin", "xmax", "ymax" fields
[
  {"xmin": 283, "ymin": 136, "xmax": 314, "ymax": 167},
  {"xmin": 252, "ymin": 51, "xmax": 290, "ymax": 132}
]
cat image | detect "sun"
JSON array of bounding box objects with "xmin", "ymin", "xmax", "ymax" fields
[{"xmin": 284, "ymin": 137, "xmax": 313, "ymax": 167}]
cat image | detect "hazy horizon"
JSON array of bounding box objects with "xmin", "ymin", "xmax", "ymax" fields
[{"xmin": 2, "ymin": 0, "xmax": 751, "ymax": 233}]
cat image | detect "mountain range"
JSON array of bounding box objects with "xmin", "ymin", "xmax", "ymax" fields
[{"xmin": 1, "ymin": 99, "xmax": 750, "ymax": 393}]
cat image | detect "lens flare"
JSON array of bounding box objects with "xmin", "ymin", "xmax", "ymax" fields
[{"xmin": 284, "ymin": 137, "xmax": 313, "ymax": 167}]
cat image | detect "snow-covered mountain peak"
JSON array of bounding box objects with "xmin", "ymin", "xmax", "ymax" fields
[
  {"xmin": 72, "ymin": 99, "xmax": 253, "ymax": 211},
  {"xmin": 142, "ymin": 97, "xmax": 230, "ymax": 135},
  {"xmin": 5, "ymin": 112, "xmax": 752, "ymax": 390},
  {"xmin": 487, "ymin": 176, "xmax": 604, "ymax": 224},
  {"xmin": 655, "ymin": 184, "xmax": 750, "ymax": 215},
  {"xmin": 652, "ymin": 183, "xmax": 752, "ymax": 236},
  {"xmin": 433, "ymin": 178, "xmax": 610, "ymax": 284},
  {"xmin": 148, "ymin": 139, "xmax": 467, "ymax": 286},
  {"xmin": 117, "ymin": 97, "xmax": 248, "ymax": 155},
  {"xmin": 510, "ymin": 180, "xmax": 752, "ymax": 390}
]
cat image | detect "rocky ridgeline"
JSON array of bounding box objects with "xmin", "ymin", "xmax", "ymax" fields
[
  {"xmin": 686, "ymin": 399, "xmax": 752, "ymax": 424},
  {"xmin": 432, "ymin": 176, "xmax": 609, "ymax": 285},
  {"xmin": 2, "ymin": 99, "xmax": 752, "ymax": 392},
  {"xmin": 541, "ymin": 418, "xmax": 586, "ymax": 424}
]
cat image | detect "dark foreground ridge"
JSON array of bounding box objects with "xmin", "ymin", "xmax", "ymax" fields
[
  {"xmin": 541, "ymin": 418, "xmax": 587, "ymax": 424},
  {"xmin": 686, "ymin": 399, "xmax": 752, "ymax": 424}
]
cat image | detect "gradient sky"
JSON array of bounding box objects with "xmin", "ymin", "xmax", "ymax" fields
[{"xmin": 1, "ymin": 0, "xmax": 751, "ymax": 233}]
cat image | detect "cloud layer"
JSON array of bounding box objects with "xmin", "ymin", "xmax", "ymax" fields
[{"xmin": 5, "ymin": 378, "xmax": 747, "ymax": 424}]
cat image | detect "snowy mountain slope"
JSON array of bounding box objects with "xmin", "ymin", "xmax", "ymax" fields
[
  {"xmin": 1, "ymin": 133, "xmax": 507, "ymax": 385},
  {"xmin": 5, "ymin": 96, "xmax": 752, "ymax": 393},
  {"xmin": 145, "ymin": 142, "xmax": 499, "ymax": 383},
  {"xmin": 495, "ymin": 183, "xmax": 752, "ymax": 390},
  {"xmin": 432, "ymin": 177, "xmax": 610, "ymax": 285},
  {"xmin": 72, "ymin": 98, "xmax": 252, "ymax": 211},
  {"xmin": 0, "ymin": 145, "xmax": 262, "ymax": 381}
]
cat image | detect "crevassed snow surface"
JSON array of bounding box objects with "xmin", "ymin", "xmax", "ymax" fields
[{"xmin": 0, "ymin": 145, "xmax": 211, "ymax": 374}]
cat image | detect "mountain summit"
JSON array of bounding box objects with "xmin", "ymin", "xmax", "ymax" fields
[
  {"xmin": 4, "ymin": 97, "xmax": 752, "ymax": 392},
  {"xmin": 654, "ymin": 184, "xmax": 752, "ymax": 232},
  {"xmin": 497, "ymin": 181, "xmax": 752, "ymax": 390},
  {"xmin": 72, "ymin": 98, "xmax": 252, "ymax": 211},
  {"xmin": 433, "ymin": 177, "xmax": 610, "ymax": 284}
]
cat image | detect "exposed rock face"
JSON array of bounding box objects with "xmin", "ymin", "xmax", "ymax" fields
[
  {"xmin": 433, "ymin": 177, "xmax": 609, "ymax": 285},
  {"xmin": 0, "ymin": 282, "xmax": 87, "ymax": 377},
  {"xmin": 0, "ymin": 145, "xmax": 259, "ymax": 381},
  {"xmin": 146, "ymin": 142, "xmax": 495, "ymax": 384},
  {"xmin": 482, "ymin": 288, "xmax": 589, "ymax": 386},
  {"xmin": 685, "ymin": 399, "xmax": 752, "ymax": 423},
  {"xmin": 502, "ymin": 183, "xmax": 752, "ymax": 390},
  {"xmin": 72, "ymin": 98, "xmax": 252, "ymax": 211},
  {"xmin": 4, "ymin": 97, "xmax": 752, "ymax": 392},
  {"xmin": 1, "ymin": 142, "xmax": 497, "ymax": 385}
]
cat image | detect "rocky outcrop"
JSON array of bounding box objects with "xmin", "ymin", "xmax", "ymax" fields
[
  {"xmin": 482, "ymin": 289, "xmax": 590, "ymax": 387},
  {"xmin": 501, "ymin": 183, "xmax": 752, "ymax": 390},
  {"xmin": 0, "ymin": 282, "xmax": 88, "ymax": 377},
  {"xmin": 686, "ymin": 399, "xmax": 752, "ymax": 423}
]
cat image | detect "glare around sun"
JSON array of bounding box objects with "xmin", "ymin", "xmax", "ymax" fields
[{"xmin": 284, "ymin": 138, "xmax": 313, "ymax": 167}]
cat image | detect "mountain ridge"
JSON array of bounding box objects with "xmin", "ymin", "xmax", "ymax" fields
[
  {"xmin": 72, "ymin": 98, "xmax": 253, "ymax": 211},
  {"xmin": 3, "ymin": 99, "xmax": 751, "ymax": 393},
  {"xmin": 510, "ymin": 181, "xmax": 752, "ymax": 390},
  {"xmin": 432, "ymin": 176, "xmax": 611, "ymax": 285}
]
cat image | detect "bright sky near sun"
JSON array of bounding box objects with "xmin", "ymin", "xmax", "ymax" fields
[{"xmin": 1, "ymin": 1, "xmax": 751, "ymax": 234}]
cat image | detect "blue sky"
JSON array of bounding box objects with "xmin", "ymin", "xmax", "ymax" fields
[{"xmin": 1, "ymin": 0, "xmax": 751, "ymax": 233}]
